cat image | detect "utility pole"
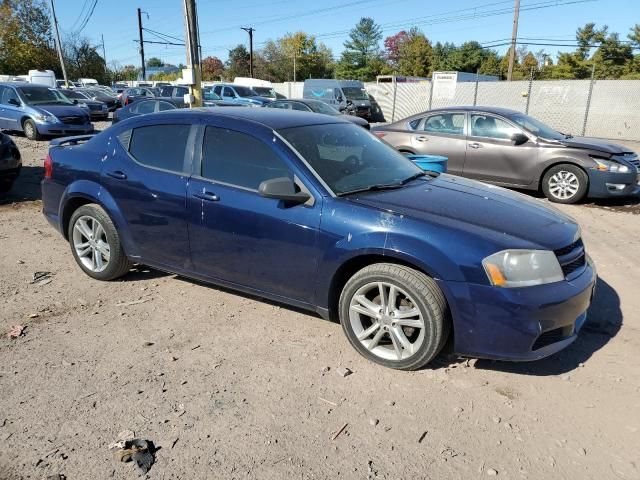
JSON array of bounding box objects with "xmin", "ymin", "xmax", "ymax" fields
[
  {"xmin": 101, "ymin": 33, "xmax": 108, "ymax": 79},
  {"xmin": 241, "ymin": 27, "xmax": 255, "ymax": 78},
  {"xmin": 137, "ymin": 8, "xmax": 146, "ymax": 81},
  {"xmin": 49, "ymin": 0, "xmax": 69, "ymax": 86},
  {"xmin": 507, "ymin": 0, "xmax": 520, "ymax": 81},
  {"xmin": 183, "ymin": 0, "xmax": 202, "ymax": 107}
]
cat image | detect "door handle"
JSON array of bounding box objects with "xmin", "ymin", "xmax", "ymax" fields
[
  {"xmin": 106, "ymin": 170, "xmax": 127, "ymax": 180},
  {"xmin": 193, "ymin": 191, "xmax": 219, "ymax": 202},
  {"xmin": 468, "ymin": 143, "xmax": 482, "ymax": 149},
  {"xmin": 415, "ymin": 136, "xmax": 429, "ymax": 142}
]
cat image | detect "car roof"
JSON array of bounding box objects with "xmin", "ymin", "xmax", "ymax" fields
[
  {"xmin": 421, "ymin": 106, "xmax": 522, "ymax": 116},
  {"xmin": 0, "ymin": 82, "xmax": 47, "ymax": 88},
  {"xmin": 151, "ymin": 107, "xmax": 349, "ymax": 129}
]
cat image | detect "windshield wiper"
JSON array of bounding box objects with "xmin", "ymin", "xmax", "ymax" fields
[
  {"xmin": 337, "ymin": 182, "xmax": 406, "ymax": 196},
  {"xmin": 400, "ymin": 171, "xmax": 428, "ymax": 184}
]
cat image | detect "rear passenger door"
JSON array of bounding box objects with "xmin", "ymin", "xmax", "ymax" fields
[
  {"xmin": 101, "ymin": 122, "xmax": 194, "ymax": 269},
  {"xmin": 412, "ymin": 112, "xmax": 467, "ymax": 175},
  {"xmin": 186, "ymin": 124, "xmax": 322, "ymax": 303}
]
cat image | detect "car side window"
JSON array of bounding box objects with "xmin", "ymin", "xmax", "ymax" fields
[
  {"xmin": 201, "ymin": 126, "xmax": 292, "ymax": 190},
  {"xmin": 213, "ymin": 85, "xmax": 222, "ymax": 95},
  {"xmin": 2, "ymin": 87, "xmax": 19, "ymax": 105},
  {"xmin": 291, "ymin": 102, "xmax": 311, "ymax": 112},
  {"xmin": 407, "ymin": 117, "xmax": 422, "ymax": 130},
  {"xmin": 423, "ymin": 113, "xmax": 464, "ymax": 135},
  {"xmin": 175, "ymin": 87, "xmax": 188, "ymax": 97},
  {"xmin": 471, "ymin": 114, "xmax": 519, "ymax": 140},
  {"xmin": 222, "ymin": 87, "xmax": 235, "ymax": 98},
  {"xmin": 157, "ymin": 101, "xmax": 174, "ymax": 111},
  {"xmin": 128, "ymin": 124, "xmax": 191, "ymax": 173},
  {"xmin": 269, "ymin": 102, "xmax": 289, "ymax": 109},
  {"xmin": 136, "ymin": 101, "xmax": 155, "ymax": 114},
  {"xmin": 160, "ymin": 86, "xmax": 172, "ymax": 96}
]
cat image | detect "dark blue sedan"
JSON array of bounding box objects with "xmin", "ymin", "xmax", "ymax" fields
[{"xmin": 41, "ymin": 109, "xmax": 596, "ymax": 370}]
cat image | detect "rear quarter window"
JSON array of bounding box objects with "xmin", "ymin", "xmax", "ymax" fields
[{"xmin": 128, "ymin": 124, "xmax": 191, "ymax": 173}]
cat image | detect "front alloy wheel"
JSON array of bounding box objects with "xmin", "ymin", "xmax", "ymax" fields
[
  {"xmin": 542, "ymin": 164, "xmax": 588, "ymax": 204},
  {"xmin": 339, "ymin": 263, "xmax": 449, "ymax": 370}
]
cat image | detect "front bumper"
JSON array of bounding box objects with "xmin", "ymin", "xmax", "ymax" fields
[
  {"xmin": 587, "ymin": 169, "xmax": 640, "ymax": 198},
  {"xmin": 440, "ymin": 261, "xmax": 597, "ymax": 361},
  {"xmin": 36, "ymin": 122, "xmax": 94, "ymax": 136}
]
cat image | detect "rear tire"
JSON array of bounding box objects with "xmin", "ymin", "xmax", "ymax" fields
[
  {"xmin": 22, "ymin": 119, "xmax": 41, "ymax": 141},
  {"xmin": 542, "ymin": 164, "xmax": 588, "ymax": 204},
  {"xmin": 339, "ymin": 263, "xmax": 449, "ymax": 370},
  {"xmin": 68, "ymin": 204, "xmax": 131, "ymax": 280}
]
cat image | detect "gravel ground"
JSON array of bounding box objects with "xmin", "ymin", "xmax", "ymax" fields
[{"xmin": 1, "ymin": 120, "xmax": 639, "ymax": 479}]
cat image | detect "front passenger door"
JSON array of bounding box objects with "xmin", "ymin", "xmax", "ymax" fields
[
  {"xmin": 411, "ymin": 112, "xmax": 467, "ymax": 174},
  {"xmin": 187, "ymin": 125, "xmax": 322, "ymax": 303},
  {"xmin": 0, "ymin": 87, "xmax": 23, "ymax": 131}
]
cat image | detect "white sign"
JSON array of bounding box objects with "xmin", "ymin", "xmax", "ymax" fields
[{"xmin": 432, "ymin": 71, "xmax": 458, "ymax": 100}]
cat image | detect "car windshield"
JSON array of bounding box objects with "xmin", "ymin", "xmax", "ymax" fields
[
  {"xmin": 279, "ymin": 123, "xmax": 424, "ymax": 195},
  {"xmin": 308, "ymin": 101, "xmax": 340, "ymax": 116},
  {"xmin": 61, "ymin": 90, "xmax": 87, "ymax": 100},
  {"xmin": 252, "ymin": 87, "xmax": 276, "ymax": 98},
  {"xmin": 234, "ymin": 85, "xmax": 259, "ymax": 97},
  {"xmin": 342, "ymin": 87, "xmax": 369, "ymax": 100},
  {"xmin": 19, "ymin": 87, "xmax": 73, "ymax": 105},
  {"xmin": 508, "ymin": 113, "xmax": 566, "ymax": 140},
  {"xmin": 204, "ymin": 90, "xmax": 222, "ymax": 100}
]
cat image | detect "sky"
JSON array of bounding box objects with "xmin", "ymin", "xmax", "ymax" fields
[{"xmin": 52, "ymin": 0, "xmax": 639, "ymax": 69}]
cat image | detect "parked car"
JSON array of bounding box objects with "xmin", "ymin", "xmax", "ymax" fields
[
  {"xmin": 120, "ymin": 87, "xmax": 155, "ymax": 107},
  {"xmin": 373, "ymin": 106, "xmax": 640, "ymax": 204},
  {"xmin": 303, "ymin": 79, "xmax": 372, "ymax": 119},
  {"xmin": 201, "ymin": 88, "xmax": 243, "ymax": 107},
  {"xmin": 77, "ymin": 78, "xmax": 99, "ymax": 88},
  {"xmin": 0, "ymin": 83, "xmax": 93, "ymax": 140},
  {"xmin": 264, "ymin": 99, "xmax": 370, "ymax": 129},
  {"xmin": 77, "ymin": 88, "xmax": 119, "ymax": 111},
  {"xmin": 251, "ymin": 86, "xmax": 286, "ymax": 100},
  {"xmin": 42, "ymin": 109, "xmax": 596, "ymax": 370},
  {"xmin": 211, "ymin": 84, "xmax": 272, "ymax": 106},
  {"xmin": 59, "ymin": 89, "xmax": 108, "ymax": 120},
  {"xmin": 112, "ymin": 99, "xmax": 176, "ymax": 123},
  {"xmin": 0, "ymin": 132, "xmax": 21, "ymax": 192}
]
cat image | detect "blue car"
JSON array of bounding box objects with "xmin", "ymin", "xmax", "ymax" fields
[
  {"xmin": 0, "ymin": 83, "xmax": 93, "ymax": 140},
  {"xmin": 41, "ymin": 109, "xmax": 596, "ymax": 370},
  {"xmin": 210, "ymin": 84, "xmax": 272, "ymax": 107}
]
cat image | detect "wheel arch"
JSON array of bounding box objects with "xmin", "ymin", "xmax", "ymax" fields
[{"xmin": 538, "ymin": 159, "xmax": 590, "ymax": 192}]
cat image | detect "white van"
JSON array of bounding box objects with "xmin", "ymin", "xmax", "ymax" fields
[
  {"xmin": 78, "ymin": 78, "xmax": 99, "ymax": 87},
  {"xmin": 26, "ymin": 70, "xmax": 56, "ymax": 87},
  {"xmin": 233, "ymin": 77, "xmax": 285, "ymax": 99}
]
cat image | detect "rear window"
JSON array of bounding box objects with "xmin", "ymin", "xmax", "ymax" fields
[{"xmin": 128, "ymin": 124, "xmax": 190, "ymax": 173}]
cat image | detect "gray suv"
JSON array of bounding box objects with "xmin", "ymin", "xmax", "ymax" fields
[{"xmin": 373, "ymin": 106, "xmax": 640, "ymax": 203}]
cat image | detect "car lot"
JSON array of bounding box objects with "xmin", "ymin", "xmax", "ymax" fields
[{"xmin": 1, "ymin": 121, "xmax": 639, "ymax": 479}]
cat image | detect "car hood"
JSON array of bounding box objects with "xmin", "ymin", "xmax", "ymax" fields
[
  {"xmin": 204, "ymin": 100, "xmax": 239, "ymax": 107},
  {"xmin": 34, "ymin": 104, "xmax": 88, "ymax": 117},
  {"xmin": 347, "ymin": 174, "xmax": 578, "ymax": 250},
  {"xmin": 552, "ymin": 136, "xmax": 632, "ymax": 154}
]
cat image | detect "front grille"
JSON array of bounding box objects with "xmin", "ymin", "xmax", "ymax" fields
[
  {"xmin": 88, "ymin": 104, "xmax": 101, "ymax": 111},
  {"xmin": 554, "ymin": 238, "xmax": 586, "ymax": 278},
  {"xmin": 59, "ymin": 115, "xmax": 87, "ymax": 125}
]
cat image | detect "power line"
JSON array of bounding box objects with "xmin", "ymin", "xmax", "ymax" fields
[
  {"xmin": 70, "ymin": 0, "xmax": 90, "ymax": 31},
  {"xmin": 76, "ymin": 0, "xmax": 98, "ymax": 34}
]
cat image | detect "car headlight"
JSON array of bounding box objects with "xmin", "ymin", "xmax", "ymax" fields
[
  {"xmin": 592, "ymin": 158, "xmax": 630, "ymax": 173},
  {"xmin": 34, "ymin": 114, "xmax": 57, "ymax": 123},
  {"xmin": 483, "ymin": 249, "xmax": 564, "ymax": 288}
]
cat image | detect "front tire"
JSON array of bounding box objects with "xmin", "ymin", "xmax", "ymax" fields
[
  {"xmin": 542, "ymin": 164, "xmax": 588, "ymax": 204},
  {"xmin": 339, "ymin": 263, "xmax": 449, "ymax": 370},
  {"xmin": 68, "ymin": 204, "xmax": 131, "ymax": 280},
  {"xmin": 22, "ymin": 119, "xmax": 41, "ymax": 141}
]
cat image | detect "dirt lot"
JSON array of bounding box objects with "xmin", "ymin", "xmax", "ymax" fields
[{"xmin": 1, "ymin": 122, "xmax": 639, "ymax": 479}]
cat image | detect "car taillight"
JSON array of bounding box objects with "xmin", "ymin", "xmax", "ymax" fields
[
  {"xmin": 124, "ymin": 97, "xmax": 130, "ymax": 105},
  {"xmin": 44, "ymin": 154, "xmax": 53, "ymax": 179},
  {"xmin": 373, "ymin": 131, "xmax": 387, "ymax": 139}
]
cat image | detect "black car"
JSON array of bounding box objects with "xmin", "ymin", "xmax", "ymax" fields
[
  {"xmin": 0, "ymin": 132, "xmax": 21, "ymax": 192},
  {"xmin": 59, "ymin": 89, "xmax": 108, "ymax": 120},
  {"xmin": 112, "ymin": 99, "xmax": 176, "ymax": 124},
  {"xmin": 77, "ymin": 88, "xmax": 119, "ymax": 111},
  {"xmin": 264, "ymin": 99, "xmax": 370, "ymax": 129}
]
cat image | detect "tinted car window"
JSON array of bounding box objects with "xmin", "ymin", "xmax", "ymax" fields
[
  {"xmin": 201, "ymin": 127, "xmax": 291, "ymax": 190},
  {"xmin": 160, "ymin": 86, "xmax": 173, "ymax": 96},
  {"xmin": 423, "ymin": 113, "xmax": 464, "ymax": 135},
  {"xmin": 291, "ymin": 102, "xmax": 311, "ymax": 112},
  {"xmin": 175, "ymin": 87, "xmax": 188, "ymax": 97},
  {"xmin": 407, "ymin": 117, "xmax": 422, "ymax": 130},
  {"xmin": 213, "ymin": 85, "xmax": 222, "ymax": 95},
  {"xmin": 471, "ymin": 114, "xmax": 519, "ymax": 140},
  {"xmin": 222, "ymin": 87, "xmax": 235, "ymax": 97},
  {"xmin": 129, "ymin": 124, "xmax": 190, "ymax": 173},
  {"xmin": 135, "ymin": 101, "xmax": 156, "ymax": 114},
  {"xmin": 157, "ymin": 101, "xmax": 176, "ymax": 111},
  {"xmin": 1, "ymin": 87, "xmax": 19, "ymax": 105},
  {"xmin": 268, "ymin": 102, "xmax": 290, "ymax": 109}
]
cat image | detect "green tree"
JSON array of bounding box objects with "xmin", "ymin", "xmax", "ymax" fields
[
  {"xmin": 335, "ymin": 17, "xmax": 385, "ymax": 80},
  {"xmin": 592, "ymin": 32, "xmax": 634, "ymax": 78},
  {"xmin": 478, "ymin": 51, "xmax": 502, "ymax": 77},
  {"xmin": 63, "ymin": 35, "xmax": 108, "ymax": 83},
  {"xmin": 146, "ymin": 57, "xmax": 163, "ymax": 68},
  {"xmin": 396, "ymin": 28, "xmax": 432, "ymax": 77},
  {"xmin": 262, "ymin": 32, "xmax": 333, "ymax": 81},
  {"xmin": 225, "ymin": 44, "xmax": 250, "ymax": 79}
]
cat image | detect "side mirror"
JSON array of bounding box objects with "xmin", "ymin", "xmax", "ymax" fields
[
  {"xmin": 7, "ymin": 98, "xmax": 20, "ymax": 106},
  {"xmin": 72, "ymin": 99, "xmax": 78, "ymax": 104},
  {"xmin": 511, "ymin": 133, "xmax": 529, "ymax": 145},
  {"xmin": 258, "ymin": 177, "xmax": 310, "ymax": 204}
]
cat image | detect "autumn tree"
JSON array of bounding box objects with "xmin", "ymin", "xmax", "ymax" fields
[{"xmin": 201, "ymin": 56, "xmax": 224, "ymax": 81}]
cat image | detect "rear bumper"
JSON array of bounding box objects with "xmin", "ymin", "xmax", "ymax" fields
[
  {"xmin": 587, "ymin": 170, "xmax": 640, "ymax": 198},
  {"xmin": 36, "ymin": 123, "xmax": 94, "ymax": 136},
  {"xmin": 440, "ymin": 260, "xmax": 597, "ymax": 361}
]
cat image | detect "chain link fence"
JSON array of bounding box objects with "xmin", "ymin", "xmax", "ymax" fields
[{"xmin": 272, "ymin": 76, "xmax": 640, "ymax": 141}]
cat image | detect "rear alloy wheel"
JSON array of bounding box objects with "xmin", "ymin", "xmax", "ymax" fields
[
  {"xmin": 22, "ymin": 119, "xmax": 41, "ymax": 141},
  {"xmin": 68, "ymin": 204, "xmax": 131, "ymax": 280},
  {"xmin": 542, "ymin": 164, "xmax": 588, "ymax": 204},
  {"xmin": 339, "ymin": 263, "xmax": 449, "ymax": 370}
]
